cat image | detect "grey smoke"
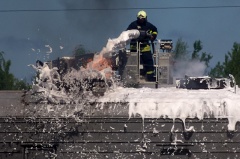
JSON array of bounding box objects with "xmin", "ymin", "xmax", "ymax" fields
[
  {"xmin": 173, "ymin": 59, "xmax": 207, "ymax": 78},
  {"xmin": 59, "ymin": 0, "xmax": 129, "ymax": 51}
]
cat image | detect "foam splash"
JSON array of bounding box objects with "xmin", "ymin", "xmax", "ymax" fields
[
  {"xmin": 28, "ymin": 29, "xmax": 140, "ymax": 105},
  {"xmin": 99, "ymin": 29, "xmax": 140, "ymax": 56},
  {"xmin": 29, "ymin": 63, "xmax": 73, "ymax": 104},
  {"xmin": 45, "ymin": 45, "xmax": 53, "ymax": 54},
  {"xmin": 98, "ymin": 86, "xmax": 240, "ymax": 131}
]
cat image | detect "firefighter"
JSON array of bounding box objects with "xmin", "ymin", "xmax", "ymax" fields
[{"xmin": 127, "ymin": 10, "xmax": 158, "ymax": 81}]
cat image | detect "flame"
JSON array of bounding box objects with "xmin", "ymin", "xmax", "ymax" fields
[{"xmin": 87, "ymin": 54, "xmax": 112, "ymax": 78}]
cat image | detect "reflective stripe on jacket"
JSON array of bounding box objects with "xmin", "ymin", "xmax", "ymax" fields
[{"xmin": 130, "ymin": 41, "xmax": 151, "ymax": 52}]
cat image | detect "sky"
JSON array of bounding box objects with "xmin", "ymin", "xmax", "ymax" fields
[{"xmin": 0, "ymin": 0, "xmax": 240, "ymax": 81}]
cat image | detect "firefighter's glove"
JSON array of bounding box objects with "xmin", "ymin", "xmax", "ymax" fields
[
  {"xmin": 146, "ymin": 30, "xmax": 152, "ymax": 38},
  {"xmin": 146, "ymin": 30, "xmax": 156, "ymax": 41},
  {"xmin": 150, "ymin": 34, "xmax": 157, "ymax": 41}
]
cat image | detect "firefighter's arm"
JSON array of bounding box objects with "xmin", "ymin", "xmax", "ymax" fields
[
  {"xmin": 151, "ymin": 26, "xmax": 158, "ymax": 41},
  {"xmin": 148, "ymin": 24, "xmax": 158, "ymax": 41},
  {"xmin": 146, "ymin": 29, "xmax": 158, "ymax": 41},
  {"xmin": 151, "ymin": 32, "xmax": 157, "ymax": 41}
]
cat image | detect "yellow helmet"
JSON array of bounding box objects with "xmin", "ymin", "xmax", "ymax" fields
[{"xmin": 137, "ymin": 10, "xmax": 147, "ymax": 19}]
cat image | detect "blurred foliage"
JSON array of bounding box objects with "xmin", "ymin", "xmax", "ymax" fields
[
  {"xmin": 173, "ymin": 38, "xmax": 189, "ymax": 60},
  {"xmin": 173, "ymin": 38, "xmax": 212, "ymax": 74},
  {"xmin": 209, "ymin": 42, "xmax": 240, "ymax": 85},
  {"xmin": 209, "ymin": 61, "xmax": 225, "ymax": 78},
  {"xmin": 0, "ymin": 51, "xmax": 30, "ymax": 90},
  {"xmin": 191, "ymin": 40, "xmax": 213, "ymax": 69},
  {"xmin": 73, "ymin": 44, "xmax": 89, "ymax": 56}
]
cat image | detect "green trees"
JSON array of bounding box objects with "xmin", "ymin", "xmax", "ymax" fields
[
  {"xmin": 173, "ymin": 38, "xmax": 189, "ymax": 60},
  {"xmin": 224, "ymin": 43, "xmax": 240, "ymax": 84},
  {"xmin": 73, "ymin": 44, "xmax": 88, "ymax": 56},
  {"xmin": 209, "ymin": 42, "xmax": 240, "ymax": 85},
  {"xmin": 192, "ymin": 40, "xmax": 202, "ymax": 60},
  {"xmin": 0, "ymin": 51, "xmax": 29, "ymax": 90},
  {"xmin": 209, "ymin": 61, "xmax": 225, "ymax": 77},
  {"xmin": 0, "ymin": 51, "xmax": 13, "ymax": 90},
  {"xmin": 173, "ymin": 39, "xmax": 212, "ymax": 76},
  {"xmin": 174, "ymin": 39, "xmax": 240, "ymax": 85},
  {"xmin": 191, "ymin": 40, "xmax": 213, "ymax": 70}
]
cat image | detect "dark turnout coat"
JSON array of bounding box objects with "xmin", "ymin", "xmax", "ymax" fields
[{"xmin": 127, "ymin": 20, "xmax": 158, "ymax": 52}]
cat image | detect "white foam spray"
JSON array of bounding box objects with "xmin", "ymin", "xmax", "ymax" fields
[
  {"xmin": 29, "ymin": 63, "xmax": 72, "ymax": 104},
  {"xmin": 28, "ymin": 30, "xmax": 140, "ymax": 103},
  {"xmin": 98, "ymin": 85, "xmax": 240, "ymax": 131},
  {"xmin": 45, "ymin": 45, "xmax": 53, "ymax": 54},
  {"xmin": 99, "ymin": 29, "xmax": 140, "ymax": 56}
]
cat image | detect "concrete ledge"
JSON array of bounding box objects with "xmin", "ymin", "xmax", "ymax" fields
[
  {"xmin": 0, "ymin": 91, "xmax": 130, "ymax": 117},
  {"xmin": 0, "ymin": 91, "xmax": 25, "ymax": 116}
]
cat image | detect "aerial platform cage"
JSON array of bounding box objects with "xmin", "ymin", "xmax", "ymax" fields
[{"xmin": 118, "ymin": 39, "xmax": 174, "ymax": 87}]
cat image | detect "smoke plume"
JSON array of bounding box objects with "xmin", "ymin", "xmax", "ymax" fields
[
  {"xmin": 59, "ymin": 0, "xmax": 129, "ymax": 51},
  {"xmin": 173, "ymin": 59, "xmax": 207, "ymax": 78}
]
